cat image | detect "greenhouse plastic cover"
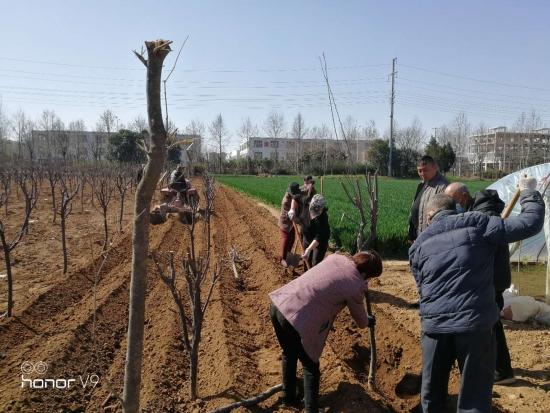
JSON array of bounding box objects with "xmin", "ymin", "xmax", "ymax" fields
[{"xmin": 487, "ymin": 163, "xmax": 550, "ymax": 262}]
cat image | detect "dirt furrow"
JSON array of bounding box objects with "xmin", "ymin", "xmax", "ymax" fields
[
  {"xmin": 211, "ymin": 186, "xmax": 282, "ymax": 400},
  {"xmin": 0, "ymin": 218, "xmax": 176, "ymax": 412}
]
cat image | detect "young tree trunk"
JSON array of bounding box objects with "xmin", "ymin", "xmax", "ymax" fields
[
  {"xmin": 118, "ymin": 190, "xmax": 126, "ymax": 232},
  {"xmin": 0, "ymin": 230, "xmax": 13, "ymax": 317},
  {"xmin": 123, "ymin": 39, "xmax": 171, "ymax": 413},
  {"xmin": 190, "ymin": 279, "xmax": 202, "ymax": 399},
  {"xmin": 61, "ymin": 214, "xmax": 68, "ymax": 274},
  {"xmin": 102, "ymin": 206, "xmax": 109, "ymax": 250},
  {"xmin": 80, "ymin": 176, "xmax": 86, "ymax": 212},
  {"xmin": 50, "ymin": 180, "xmax": 57, "ymax": 224},
  {"xmin": 189, "ymin": 343, "xmax": 199, "ymax": 400}
]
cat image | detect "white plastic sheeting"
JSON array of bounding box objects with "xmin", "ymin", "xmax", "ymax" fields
[{"xmin": 487, "ymin": 163, "xmax": 550, "ymax": 263}]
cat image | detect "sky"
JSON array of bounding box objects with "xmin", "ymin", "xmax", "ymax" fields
[{"xmin": 1, "ymin": 0, "xmax": 549, "ymax": 152}]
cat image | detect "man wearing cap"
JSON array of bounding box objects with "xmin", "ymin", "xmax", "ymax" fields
[{"xmin": 280, "ymin": 182, "xmax": 302, "ymax": 267}]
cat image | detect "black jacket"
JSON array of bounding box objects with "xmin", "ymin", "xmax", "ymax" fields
[
  {"xmin": 468, "ymin": 190, "xmax": 511, "ymax": 292},
  {"xmin": 304, "ymin": 210, "xmax": 330, "ymax": 245}
]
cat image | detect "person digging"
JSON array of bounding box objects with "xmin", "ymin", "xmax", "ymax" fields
[{"xmin": 269, "ymin": 250, "xmax": 382, "ymax": 412}]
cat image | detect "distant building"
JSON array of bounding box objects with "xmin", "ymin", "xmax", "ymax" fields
[
  {"xmin": 468, "ymin": 127, "xmax": 550, "ymax": 173},
  {"xmin": 233, "ymin": 136, "xmax": 371, "ymax": 163}
]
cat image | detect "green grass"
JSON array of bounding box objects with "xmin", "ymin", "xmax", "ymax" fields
[
  {"xmin": 511, "ymin": 263, "xmax": 548, "ymax": 300},
  {"xmin": 216, "ymin": 175, "xmax": 492, "ymax": 256}
]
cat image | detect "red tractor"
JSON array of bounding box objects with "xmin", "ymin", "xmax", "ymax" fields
[{"xmin": 150, "ymin": 170, "xmax": 200, "ymax": 225}]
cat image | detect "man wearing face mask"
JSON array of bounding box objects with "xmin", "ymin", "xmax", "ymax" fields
[
  {"xmin": 409, "ymin": 177, "xmax": 544, "ymax": 413},
  {"xmin": 444, "ymin": 182, "xmax": 514, "ymax": 385}
]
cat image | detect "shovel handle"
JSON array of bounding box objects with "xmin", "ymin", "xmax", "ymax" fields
[
  {"xmin": 365, "ymin": 290, "xmax": 376, "ymax": 387},
  {"xmin": 292, "ymin": 222, "xmax": 310, "ymax": 270},
  {"xmin": 501, "ymin": 188, "xmax": 521, "ymax": 219}
]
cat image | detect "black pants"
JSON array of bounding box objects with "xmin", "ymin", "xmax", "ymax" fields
[
  {"xmin": 421, "ymin": 329, "xmax": 495, "ymax": 413},
  {"xmin": 270, "ymin": 304, "xmax": 320, "ymax": 412},
  {"xmin": 495, "ymin": 291, "xmax": 513, "ymax": 378}
]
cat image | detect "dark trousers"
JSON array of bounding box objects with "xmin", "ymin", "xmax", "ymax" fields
[
  {"xmin": 303, "ymin": 237, "xmax": 328, "ymax": 267},
  {"xmin": 421, "ymin": 330, "xmax": 495, "ymax": 413},
  {"xmin": 280, "ymin": 228, "xmax": 296, "ymax": 261},
  {"xmin": 494, "ymin": 291, "xmax": 513, "ymax": 377},
  {"xmin": 270, "ymin": 304, "xmax": 320, "ymax": 412}
]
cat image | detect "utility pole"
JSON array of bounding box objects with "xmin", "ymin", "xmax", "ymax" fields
[{"xmin": 388, "ymin": 58, "xmax": 397, "ymax": 177}]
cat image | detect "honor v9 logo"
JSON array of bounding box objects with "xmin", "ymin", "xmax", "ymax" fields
[{"xmin": 20, "ymin": 361, "xmax": 100, "ymax": 390}]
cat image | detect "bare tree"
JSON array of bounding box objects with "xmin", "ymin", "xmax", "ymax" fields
[
  {"xmin": 129, "ymin": 115, "xmax": 148, "ymax": 134},
  {"xmin": 46, "ymin": 166, "xmax": 61, "ymax": 223},
  {"xmin": 209, "ymin": 114, "xmax": 228, "ymax": 174},
  {"xmin": 343, "ymin": 116, "xmax": 361, "ymax": 163},
  {"xmin": 453, "ymin": 112, "xmax": 470, "ymax": 177},
  {"xmin": 153, "ymin": 174, "xmax": 221, "ymax": 400},
  {"xmin": 40, "ymin": 109, "xmax": 57, "ymax": 159},
  {"xmin": 23, "ymin": 120, "xmax": 36, "ymax": 162},
  {"xmin": 185, "ymin": 119, "xmax": 205, "ymax": 136},
  {"xmin": 363, "ymin": 119, "xmax": 379, "ymax": 140},
  {"xmin": 93, "ymin": 170, "xmax": 115, "ymax": 250},
  {"xmin": 115, "ymin": 167, "xmax": 134, "ymax": 232},
  {"xmin": 395, "ymin": 117, "xmax": 425, "ymax": 152},
  {"xmin": 98, "ymin": 109, "xmax": 117, "ymax": 136},
  {"xmin": 237, "ymin": 117, "xmax": 259, "ymax": 141},
  {"xmin": 12, "ymin": 109, "xmax": 28, "ymax": 161},
  {"xmin": 291, "ymin": 113, "xmax": 308, "ymax": 173},
  {"xmin": 0, "ymin": 100, "xmax": 11, "ymax": 159},
  {"xmin": 264, "ymin": 111, "xmax": 285, "ymax": 163},
  {"xmin": 470, "ymin": 122, "xmax": 488, "ymax": 178},
  {"xmin": 123, "ymin": 39, "xmax": 172, "ymax": 413},
  {"xmin": 0, "ymin": 169, "xmax": 38, "ymax": 317},
  {"xmin": 0, "ymin": 171, "xmax": 10, "ymax": 216},
  {"xmin": 69, "ymin": 119, "xmax": 87, "ymax": 161},
  {"xmin": 264, "ymin": 110, "xmax": 285, "ymax": 139},
  {"xmin": 57, "ymin": 173, "xmax": 79, "ymax": 274},
  {"xmin": 52, "ymin": 118, "xmax": 70, "ymax": 162},
  {"xmin": 309, "ymin": 124, "xmax": 332, "ymax": 175}
]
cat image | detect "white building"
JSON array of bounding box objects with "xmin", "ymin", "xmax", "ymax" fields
[
  {"xmin": 468, "ymin": 127, "xmax": 550, "ymax": 173},
  {"xmin": 234, "ymin": 136, "xmax": 371, "ymax": 163}
]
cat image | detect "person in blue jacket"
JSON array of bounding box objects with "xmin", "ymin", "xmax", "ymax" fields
[{"xmin": 409, "ymin": 177, "xmax": 544, "ymax": 413}]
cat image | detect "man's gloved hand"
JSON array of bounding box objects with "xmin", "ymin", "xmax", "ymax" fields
[
  {"xmin": 301, "ymin": 247, "xmax": 311, "ymax": 259},
  {"xmin": 367, "ymin": 315, "xmax": 376, "ymax": 328},
  {"xmin": 288, "ymin": 209, "xmax": 295, "ymax": 220},
  {"xmin": 519, "ymin": 175, "xmax": 537, "ymax": 191}
]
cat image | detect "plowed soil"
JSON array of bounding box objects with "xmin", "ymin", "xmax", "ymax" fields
[{"xmin": 1, "ymin": 181, "xmax": 548, "ymax": 412}]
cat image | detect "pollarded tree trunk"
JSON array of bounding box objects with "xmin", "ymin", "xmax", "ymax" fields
[
  {"xmin": 0, "ymin": 229, "xmax": 13, "ymax": 317},
  {"xmin": 123, "ymin": 39, "xmax": 172, "ymax": 413}
]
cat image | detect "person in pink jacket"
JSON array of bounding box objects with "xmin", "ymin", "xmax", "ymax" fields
[{"xmin": 269, "ymin": 251, "xmax": 382, "ymax": 412}]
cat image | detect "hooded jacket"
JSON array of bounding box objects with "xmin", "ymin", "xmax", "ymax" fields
[
  {"xmin": 468, "ymin": 189, "xmax": 511, "ymax": 291},
  {"xmin": 409, "ymin": 190, "xmax": 544, "ymax": 334}
]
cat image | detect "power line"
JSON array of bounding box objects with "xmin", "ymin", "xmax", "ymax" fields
[
  {"xmin": 400, "ymin": 63, "xmax": 550, "ymax": 93},
  {"xmin": 0, "ymin": 56, "xmax": 388, "ymax": 74}
]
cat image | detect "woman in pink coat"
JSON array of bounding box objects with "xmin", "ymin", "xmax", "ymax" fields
[{"xmin": 269, "ymin": 250, "xmax": 382, "ymax": 412}]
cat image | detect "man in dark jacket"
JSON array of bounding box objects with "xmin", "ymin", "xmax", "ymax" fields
[
  {"xmin": 408, "ymin": 156, "xmax": 449, "ymax": 242},
  {"xmin": 409, "ymin": 179, "xmax": 544, "ymax": 413},
  {"xmin": 445, "ymin": 182, "xmax": 515, "ymax": 385}
]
